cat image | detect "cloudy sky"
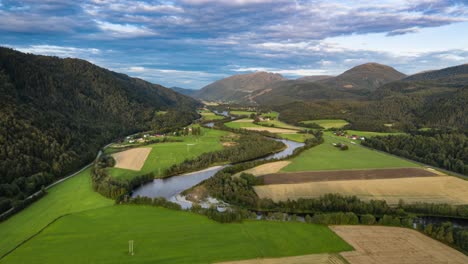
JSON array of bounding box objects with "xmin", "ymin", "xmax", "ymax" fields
[{"xmin": 1, "ymin": 0, "xmax": 467, "ymax": 89}]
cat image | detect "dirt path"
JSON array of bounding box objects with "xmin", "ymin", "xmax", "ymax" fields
[
  {"xmin": 332, "ymin": 226, "xmax": 468, "ymax": 264},
  {"xmin": 259, "ymin": 168, "xmax": 438, "ymax": 185}
]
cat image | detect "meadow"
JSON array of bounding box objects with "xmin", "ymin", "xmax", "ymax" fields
[
  {"xmin": 108, "ymin": 127, "xmax": 228, "ymax": 179},
  {"xmin": 1, "ymin": 206, "xmax": 352, "ymax": 264},
  {"xmin": 257, "ymin": 119, "xmax": 302, "ymax": 130},
  {"xmin": 278, "ymin": 133, "xmax": 313, "ymax": 142},
  {"xmin": 0, "ymin": 169, "xmax": 113, "ymax": 259},
  {"xmin": 300, "ymin": 119, "xmax": 349, "ymax": 129},
  {"xmin": 281, "ymin": 133, "xmax": 418, "ymax": 172},
  {"xmin": 199, "ymin": 109, "xmax": 225, "ymax": 120},
  {"xmin": 260, "ymin": 111, "xmax": 279, "ymax": 119},
  {"xmin": 230, "ymin": 110, "xmax": 256, "ymax": 116}
]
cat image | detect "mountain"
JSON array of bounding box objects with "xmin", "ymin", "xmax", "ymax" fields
[
  {"xmin": 170, "ymin": 86, "xmax": 198, "ymax": 97},
  {"xmin": 253, "ymin": 63, "xmax": 407, "ymax": 105},
  {"xmin": 0, "ymin": 47, "xmax": 200, "ymax": 213},
  {"xmin": 296, "ymin": 75, "xmax": 334, "ymax": 82},
  {"xmin": 317, "ymin": 63, "xmax": 407, "ymax": 91},
  {"xmin": 403, "ymin": 64, "xmax": 468, "ymax": 82},
  {"xmin": 195, "ymin": 71, "xmax": 286, "ymax": 102}
]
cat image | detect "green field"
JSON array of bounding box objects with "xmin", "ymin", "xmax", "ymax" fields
[
  {"xmin": 260, "ymin": 111, "xmax": 279, "ymax": 119},
  {"xmin": 282, "ymin": 132, "xmax": 419, "ymax": 172},
  {"xmin": 0, "ymin": 169, "xmax": 113, "ymax": 259},
  {"xmin": 344, "ymin": 130, "xmax": 404, "ymax": 138},
  {"xmin": 225, "ymin": 119, "xmax": 262, "ymax": 129},
  {"xmin": 301, "ymin": 119, "xmax": 349, "ymax": 129},
  {"xmin": 230, "ymin": 110, "xmax": 256, "ymax": 116},
  {"xmin": 279, "ymin": 133, "xmax": 313, "ymax": 142},
  {"xmin": 108, "ymin": 127, "xmax": 228, "ymax": 179},
  {"xmin": 258, "ymin": 119, "xmax": 302, "ymax": 130},
  {"xmin": 1, "ymin": 206, "xmax": 352, "ymax": 264},
  {"xmin": 200, "ymin": 111, "xmax": 225, "ymax": 120}
]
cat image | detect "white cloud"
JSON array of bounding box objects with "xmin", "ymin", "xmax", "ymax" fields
[
  {"xmin": 95, "ymin": 20, "xmax": 157, "ymax": 38},
  {"xmin": 9, "ymin": 44, "xmax": 101, "ymax": 58}
]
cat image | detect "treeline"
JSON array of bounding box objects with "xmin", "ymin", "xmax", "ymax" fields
[
  {"xmin": 0, "ymin": 47, "xmax": 200, "ymax": 214},
  {"xmin": 123, "ymin": 196, "xmax": 255, "ymax": 223},
  {"xmin": 91, "ymin": 155, "xmax": 153, "ymax": 200},
  {"xmin": 164, "ymin": 134, "xmax": 285, "ymax": 177},
  {"xmin": 362, "ymin": 130, "xmax": 468, "ymax": 175},
  {"xmin": 420, "ymin": 221, "xmax": 468, "ymax": 253}
]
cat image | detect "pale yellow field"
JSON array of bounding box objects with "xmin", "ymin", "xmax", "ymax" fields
[
  {"xmin": 243, "ymin": 127, "xmax": 297, "ymax": 134},
  {"xmin": 254, "ymin": 176, "xmax": 468, "ymax": 205},
  {"xmin": 233, "ymin": 161, "xmax": 291, "ymax": 177},
  {"xmin": 232, "ymin": 118, "xmax": 254, "ymax": 123},
  {"xmin": 111, "ymin": 147, "xmax": 151, "ymax": 171},
  {"xmin": 216, "ymin": 253, "xmax": 346, "ymax": 264},
  {"xmin": 332, "ymin": 226, "xmax": 468, "ymax": 264}
]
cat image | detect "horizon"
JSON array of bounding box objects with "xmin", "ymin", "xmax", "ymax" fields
[{"xmin": 1, "ymin": 0, "xmax": 467, "ymax": 89}]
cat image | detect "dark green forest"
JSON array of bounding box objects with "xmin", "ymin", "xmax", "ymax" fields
[
  {"xmin": 362, "ymin": 130, "xmax": 468, "ymax": 176},
  {"xmin": 0, "ymin": 47, "xmax": 200, "ymax": 213}
]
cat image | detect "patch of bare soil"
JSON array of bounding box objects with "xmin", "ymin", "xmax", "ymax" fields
[
  {"xmin": 332, "ymin": 225, "xmax": 468, "ymax": 264},
  {"xmin": 111, "ymin": 147, "xmax": 151, "ymax": 171},
  {"xmin": 259, "ymin": 168, "xmax": 438, "ymax": 185}
]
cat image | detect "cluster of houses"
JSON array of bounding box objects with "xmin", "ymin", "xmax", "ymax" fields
[
  {"xmin": 125, "ymin": 133, "xmax": 164, "ymax": 144},
  {"xmin": 333, "ymin": 131, "xmax": 366, "ymax": 141}
]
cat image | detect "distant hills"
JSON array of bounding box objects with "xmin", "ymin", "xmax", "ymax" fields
[
  {"xmin": 170, "ymin": 86, "xmax": 198, "ymax": 96},
  {"xmin": 194, "ymin": 71, "xmax": 286, "ymax": 102},
  {"xmin": 196, "ymin": 63, "xmax": 407, "ymax": 104},
  {"xmin": 0, "ymin": 47, "xmax": 200, "ymax": 211}
]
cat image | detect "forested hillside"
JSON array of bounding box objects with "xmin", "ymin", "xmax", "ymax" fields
[{"xmin": 0, "ymin": 47, "xmax": 200, "ymax": 213}]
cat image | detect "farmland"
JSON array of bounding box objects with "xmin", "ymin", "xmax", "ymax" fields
[
  {"xmin": 332, "ymin": 226, "xmax": 468, "ymax": 264},
  {"xmin": 1, "ymin": 206, "xmax": 352, "ymax": 264},
  {"xmin": 107, "ymin": 127, "xmax": 228, "ymax": 179},
  {"xmin": 254, "ymin": 176, "xmax": 468, "ymax": 204},
  {"xmin": 225, "ymin": 119, "xmax": 301, "ymax": 137},
  {"xmin": 300, "ymin": 119, "xmax": 349, "ymax": 129},
  {"xmin": 230, "ymin": 110, "xmax": 256, "ymax": 116},
  {"xmin": 0, "ymin": 168, "xmax": 113, "ymax": 259},
  {"xmin": 281, "ymin": 133, "xmax": 418, "ymax": 172},
  {"xmin": 112, "ymin": 147, "xmax": 152, "ymax": 171},
  {"xmin": 257, "ymin": 119, "xmax": 302, "ymax": 130},
  {"xmin": 278, "ymin": 133, "xmax": 313, "ymax": 142},
  {"xmin": 199, "ymin": 109, "xmax": 225, "ymax": 120}
]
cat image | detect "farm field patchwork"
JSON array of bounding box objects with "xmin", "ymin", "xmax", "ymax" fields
[
  {"xmin": 281, "ymin": 134, "xmax": 418, "ymax": 172},
  {"xmin": 1, "ymin": 206, "xmax": 352, "ymax": 264},
  {"xmin": 332, "ymin": 225, "xmax": 468, "ymax": 264},
  {"xmin": 300, "ymin": 119, "xmax": 349, "ymax": 129},
  {"xmin": 257, "ymin": 119, "xmax": 302, "ymax": 130},
  {"xmin": 107, "ymin": 127, "xmax": 227, "ymax": 179},
  {"xmin": 254, "ymin": 176, "xmax": 468, "ymax": 205},
  {"xmin": 344, "ymin": 130, "xmax": 405, "ymax": 138},
  {"xmin": 0, "ymin": 168, "xmax": 113, "ymax": 259},
  {"xmin": 260, "ymin": 111, "xmax": 279, "ymax": 119},
  {"xmin": 233, "ymin": 161, "xmax": 291, "ymax": 177}
]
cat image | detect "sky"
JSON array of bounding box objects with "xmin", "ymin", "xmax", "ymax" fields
[{"xmin": 0, "ymin": 0, "xmax": 467, "ymax": 89}]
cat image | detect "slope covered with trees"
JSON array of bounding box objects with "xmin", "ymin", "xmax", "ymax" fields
[{"xmin": 0, "ymin": 47, "xmax": 201, "ymax": 213}]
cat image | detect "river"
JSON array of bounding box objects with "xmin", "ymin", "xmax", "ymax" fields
[{"xmin": 131, "ymin": 138, "xmax": 304, "ymax": 207}]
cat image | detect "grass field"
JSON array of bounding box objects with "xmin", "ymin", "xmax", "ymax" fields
[
  {"xmin": 279, "ymin": 133, "xmax": 313, "ymax": 142},
  {"xmin": 0, "ymin": 168, "xmax": 113, "ymax": 259},
  {"xmin": 281, "ymin": 133, "xmax": 418, "ymax": 172},
  {"xmin": 332, "ymin": 226, "xmax": 468, "ymax": 264},
  {"xmin": 260, "ymin": 111, "xmax": 279, "ymax": 119},
  {"xmin": 1, "ymin": 206, "xmax": 352, "ymax": 264},
  {"xmin": 230, "ymin": 110, "xmax": 256, "ymax": 116},
  {"xmin": 258, "ymin": 119, "xmax": 302, "ymax": 130},
  {"xmin": 300, "ymin": 119, "xmax": 349, "ymax": 129},
  {"xmin": 254, "ymin": 176, "xmax": 468, "ymax": 204},
  {"xmin": 107, "ymin": 127, "xmax": 227, "ymax": 179},
  {"xmin": 199, "ymin": 110, "xmax": 225, "ymax": 120},
  {"xmin": 344, "ymin": 130, "xmax": 404, "ymax": 138},
  {"xmin": 226, "ymin": 119, "xmax": 299, "ymax": 135}
]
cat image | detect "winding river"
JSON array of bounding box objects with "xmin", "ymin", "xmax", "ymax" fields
[{"xmin": 131, "ymin": 138, "xmax": 304, "ymax": 206}]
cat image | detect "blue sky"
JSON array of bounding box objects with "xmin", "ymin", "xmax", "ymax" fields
[{"xmin": 0, "ymin": 0, "xmax": 467, "ymax": 89}]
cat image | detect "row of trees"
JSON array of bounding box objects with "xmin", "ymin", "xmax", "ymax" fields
[
  {"xmin": 362, "ymin": 130, "xmax": 468, "ymax": 175},
  {"xmin": 164, "ymin": 134, "xmax": 285, "ymax": 177}
]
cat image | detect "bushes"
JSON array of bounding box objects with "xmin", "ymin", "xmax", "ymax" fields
[{"xmin": 311, "ymin": 212, "xmax": 359, "ymax": 225}]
